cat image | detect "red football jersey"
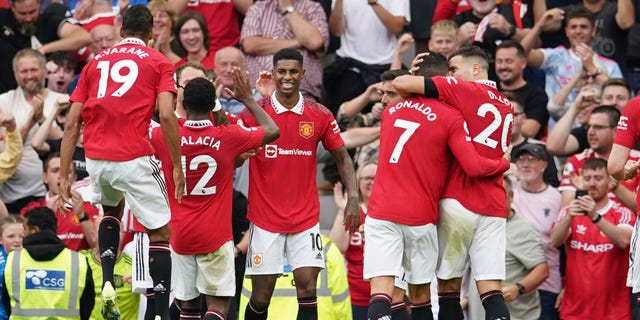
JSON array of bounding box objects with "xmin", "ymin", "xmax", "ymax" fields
[
  {"xmin": 185, "ymin": 0, "xmax": 239, "ymax": 54},
  {"xmin": 556, "ymin": 201, "xmax": 634, "ymax": 319},
  {"xmin": 615, "ymin": 97, "xmax": 640, "ymax": 150},
  {"xmin": 20, "ymin": 197, "xmax": 99, "ymax": 251},
  {"xmin": 615, "ymin": 97, "xmax": 640, "ymax": 211},
  {"xmin": 79, "ymin": 13, "xmax": 116, "ymax": 31},
  {"xmin": 151, "ymin": 120, "xmax": 264, "ymax": 254},
  {"xmin": 175, "ymin": 53, "xmax": 215, "ymax": 71},
  {"xmin": 238, "ymin": 95, "xmax": 344, "ymax": 233},
  {"xmin": 368, "ymin": 96, "xmax": 510, "ymax": 225},
  {"xmin": 431, "ymin": 77, "xmax": 514, "ymax": 217},
  {"xmin": 71, "ymin": 38, "xmax": 177, "ymax": 161}
]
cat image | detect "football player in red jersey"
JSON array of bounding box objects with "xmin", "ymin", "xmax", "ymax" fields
[
  {"xmin": 57, "ymin": 5, "xmax": 184, "ymax": 320},
  {"xmin": 152, "ymin": 70, "xmax": 279, "ymax": 320},
  {"xmin": 393, "ymin": 46, "xmax": 514, "ymax": 320},
  {"xmin": 365, "ymin": 52, "xmax": 511, "ymax": 320},
  {"xmin": 608, "ymin": 96, "xmax": 640, "ymax": 317},
  {"xmin": 240, "ymin": 48, "xmax": 359, "ymax": 320}
]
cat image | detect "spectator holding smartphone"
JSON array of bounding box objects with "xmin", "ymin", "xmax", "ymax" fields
[{"xmin": 550, "ymin": 158, "xmax": 634, "ymax": 320}]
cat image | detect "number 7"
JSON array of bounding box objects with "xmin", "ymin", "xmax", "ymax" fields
[{"xmin": 390, "ymin": 119, "xmax": 420, "ymax": 164}]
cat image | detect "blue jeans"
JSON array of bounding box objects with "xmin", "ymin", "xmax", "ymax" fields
[{"xmin": 539, "ymin": 290, "xmax": 560, "ymax": 320}]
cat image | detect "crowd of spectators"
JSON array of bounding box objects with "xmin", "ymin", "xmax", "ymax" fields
[{"xmin": 0, "ymin": 0, "xmax": 638, "ymax": 318}]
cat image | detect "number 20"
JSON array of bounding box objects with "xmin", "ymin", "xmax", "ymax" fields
[
  {"xmin": 472, "ymin": 103, "xmax": 513, "ymax": 152},
  {"xmin": 96, "ymin": 60, "xmax": 139, "ymax": 98}
]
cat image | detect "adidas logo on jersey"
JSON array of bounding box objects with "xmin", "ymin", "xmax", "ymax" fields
[
  {"xmin": 101, "ymin": 249, "xmax": 115, "ymax": 259},
  {"xmin": 153, "ymin": 283, "xmax": 167, "ymax": 293},
  {"xmin": 315, "ymin": 252, "xmax": 323, "ymax": 260}
]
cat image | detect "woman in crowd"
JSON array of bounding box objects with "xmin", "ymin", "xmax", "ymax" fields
[
  {"xmin": 172, "ymin": 11, "xmax": 214, "ymax": 71},
  {"xmin": 148, "ymin": 0, "xmax": 183, "ymax": 62}
]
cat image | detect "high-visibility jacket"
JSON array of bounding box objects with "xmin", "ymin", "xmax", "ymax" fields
[
  {"xmin": 240, "ymin": 236, "xmax": 352, "ymax": 320},
  {"xmin": 5, "ymin": 248, "xmax": 88, "ymax": 320}
]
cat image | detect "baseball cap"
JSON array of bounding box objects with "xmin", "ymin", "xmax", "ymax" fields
[{"xmin": 514, "ymin": 143, "xmax": 547, "ymax": 160}]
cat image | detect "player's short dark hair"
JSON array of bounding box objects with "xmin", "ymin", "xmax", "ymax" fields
[
  {"xmin": 591, "ymin": 105, "xmax": 621, "ymax": 127},
  {"xmin": 415, "ymin": 52, "xmax": 449, "ymax": 77},
  {"xmin": 174, "ymin": 11, "xmax": 210, "ymax": 57},
  {"xmin": 48, "ymin": 51, "xmax": 78, "ymax": 73},
  {"xmin": 380, "ymin": 69, "xmax": 410, "ymax": 82},
  {"xmin": 449, "ymin": 45, "xmax": 489, "ymax": 72},
  {"xmin": 183, "ymin": 77, "xmax": 216, "ymax": 114},
  {"xmin": 24, "ymin": 207, "xmax": 57, "ymax": 233},
  {"xmin": 566, "ymin": 7, "xmax": 594, "ymax": 26},
  {"xmin": 582, "ymin": 157, "xmax": 608, "ymax": 173},
  {"xmin": 122, "ymin": 5, "xmax": 153, "ymax": 39},
  {"xmin": 496, "ymin": 40, "xmax": 526, "ymax": 58},
  {"xmin": 273, "ymin": 48, "xmax": 303, "ymax": 67}
]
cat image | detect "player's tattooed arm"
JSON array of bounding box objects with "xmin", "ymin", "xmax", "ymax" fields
[{"xmin": 330, "ymin": 146, "xmax": 360, "ymax": 233}]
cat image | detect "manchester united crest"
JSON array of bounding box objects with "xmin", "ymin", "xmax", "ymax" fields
[
  {"xmin": 253, "ymin": 253, "xmax": 263, "ymax": 267},
  {"xmin": 299, "ymin": 122, "xmax": 314, "ymax": 139}
]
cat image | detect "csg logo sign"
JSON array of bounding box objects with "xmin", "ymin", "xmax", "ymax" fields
[
  {"xmin": 265, "ymin": 145, "xmax": 278, "ymax": 158},
  {"xmin": 26, "ymin": 269, "xmax": 66, "ymax": 291}
]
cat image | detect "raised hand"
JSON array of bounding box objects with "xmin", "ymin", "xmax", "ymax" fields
[
  {"xmin": 256, "ymin": 71, "xmax": 275, "ymax": 98},
  {"xmin": 0, "ymin": 112, "xmax": 17, "ymax": 132},
  {"xmin": 487, "ymin": 13, "xmax": 511, "ymax": 36},
  {"xmin": 410, "ymin": 52, "xmax": 429, "ymax": 75},
  {"xmin": 225, "ymin": 67, "xmax": 254, "ymax": 103},
  {"xmin": 395, "ymin": 33, "xmax": 415, "ymax": 58},
  {"xmin": 333, "ymin": 182, "xmax": 347, "ymax": 211},
  {"xmin": 458, "ymin": 22, "xmax": 477, "ymax": 43},
  {"xmin": 538, "ymin": 8, "xmax": 565, "ymax": 32}
]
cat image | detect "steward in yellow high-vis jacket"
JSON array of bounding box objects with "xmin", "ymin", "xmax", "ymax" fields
[
  {"xmin": 240, "ymin": 235, "xmax": 352, "ymax": 319},
  {"xmin": 3, "ymin": 207, "xmax": 95, "ymax": 319}
]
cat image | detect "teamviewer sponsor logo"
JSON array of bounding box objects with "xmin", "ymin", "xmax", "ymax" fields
[
  {"xmin": 265, "ymin": 145, "xmax": 278, "ymax": 158},
  {"xmin": 26, "ymin": 269, "xmax": 66, "ymax": 291}
]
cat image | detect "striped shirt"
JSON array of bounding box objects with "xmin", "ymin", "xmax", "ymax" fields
[{"xmin": 240, "ymin": 0, "xmax": 328, "ymax": 100}]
